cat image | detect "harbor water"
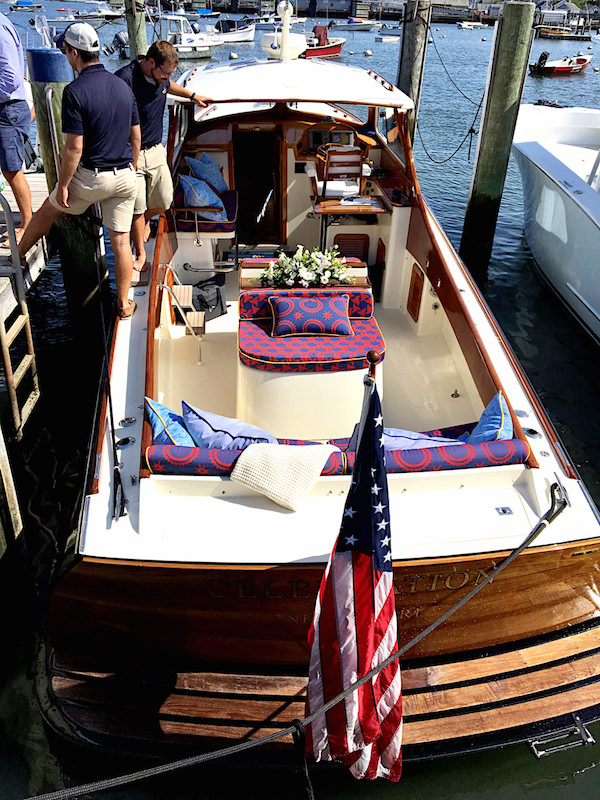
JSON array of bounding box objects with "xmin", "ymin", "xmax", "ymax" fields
[{"xmin": 1, "ymin": 7, "xmax": 600, "ymax": 798}]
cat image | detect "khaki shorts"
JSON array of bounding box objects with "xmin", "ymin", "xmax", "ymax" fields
[
  {"xmin": 134, "ymin": 143, "xmax": 173, "ymax": 215},
  {"xmin": 49, "ymin": 164, "xmax": 137, "ymax": 233}
]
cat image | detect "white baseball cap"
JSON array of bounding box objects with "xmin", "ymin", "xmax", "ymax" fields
[{"xmin": 61, "ymin": 22, "xmax": 100, "ymax": 52}]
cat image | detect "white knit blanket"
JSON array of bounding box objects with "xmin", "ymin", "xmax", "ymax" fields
[{"xmin": 230, "ymin": 444, "xmax": 338, "ymax": 511}]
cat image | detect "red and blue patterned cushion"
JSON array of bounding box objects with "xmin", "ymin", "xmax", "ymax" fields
[
  {"xmin": 145, "ymin": 438, "xmax": 531, "ymax": 476},
  {"xmin": 268, "ymin": 294, "xmax": 353, "ymax": 337},
  {"xmin": 239, "ymin": 287, "xmax": 373, "ymax": 320},
  {"xmin": 238, "ymin": 317, "xmax": 385, "ymax": 372}
]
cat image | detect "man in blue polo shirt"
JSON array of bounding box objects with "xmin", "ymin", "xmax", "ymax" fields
[
  {"xmin": 0, "ymin": 12, "xmax": 32, "ymax": 243},
  {"xmin": 116, "ymin": 41, "xmax": 210, "ymax": 271},
  {"xmin": 19, "ymin": 23, "xmax": 141, "ymax": 319}
]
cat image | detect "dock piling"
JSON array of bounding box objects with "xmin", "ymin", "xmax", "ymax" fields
[
  {"xmin": 458, "ymin": 2, "xmax": 535, "ymax": 279},
  {"xmin": 397, "ymin": 0, "xmax": 432, "ymax": 142}
]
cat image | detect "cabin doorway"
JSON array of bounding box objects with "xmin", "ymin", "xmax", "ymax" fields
[{"xmin": 232, "ymin": 131, "xmax": 281, "ymax": 245}]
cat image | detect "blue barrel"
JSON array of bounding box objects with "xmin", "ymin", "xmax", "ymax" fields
[{"xmin": 26, "ymin": 48, "xmax": 72, "ymax": 84}]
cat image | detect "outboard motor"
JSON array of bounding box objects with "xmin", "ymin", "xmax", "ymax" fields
[
  {"xmin": 537, "ymin": 51, "xmax": 549, "ymax": 68},
  {"xmin": 102, "ymin": 29, "xmax": 129, "ymax": 57}
]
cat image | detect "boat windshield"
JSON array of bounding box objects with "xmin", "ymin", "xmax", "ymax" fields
[{"xmin": 376, "ymin": 105, "xmax": 405, "ymax": 166}]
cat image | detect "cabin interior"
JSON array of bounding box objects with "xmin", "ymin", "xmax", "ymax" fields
[{"xmin": 146, "ymin": 100, "xmax": 515, "ymax": 449}]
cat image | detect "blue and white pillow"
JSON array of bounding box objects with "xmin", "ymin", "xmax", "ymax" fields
[
  {"xmin": 179, "ymin": 174, "xmax": 227, "ymax": 222},
  {"xmin": 347, "ymin": 425, "xmax": 456, "ymax": 452},
  {"xmin": 269, "ymin": 294, "xmax": 353, "ymax": 337},
  {"xmin": 466, "ymin": 391, "xmax": 513, "ymax": 444},
  {"xmin": 186, "ymin": 153, "xmax": 229, "ymax": 194},
  {"xmin": 145, "ymin": 397, "xmax": 195, "ymax": 446},
  {"xmin": 182, "ymin": 402, "xmax": 277, "ymax": 450}
]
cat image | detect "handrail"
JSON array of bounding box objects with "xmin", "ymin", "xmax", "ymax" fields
[{"xmin": 158, "ymin": 282, "xmax": 204, "ymax": 341}]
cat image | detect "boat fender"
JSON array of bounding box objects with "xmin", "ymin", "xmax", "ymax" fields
[
  {"xmin": 229, "ymin": 51, "xmax": 238, "ymax": 59},
  {"xmin": 364, "ymin": 49, "xmax": 372, "ymax": 56}
]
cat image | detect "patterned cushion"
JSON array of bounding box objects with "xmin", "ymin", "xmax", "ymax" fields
[
  {"xmin": 347, "ymin": 425, "xmax": 457, "ymax": 452},
  {"xmin": 174, "ymin": 186, "xmax": 238, "ymax": 234},
  {"xmin": 268, "ymin": 294, "xmax": 353, "ymax": 337},
  {"xmin": 145, "ymin": 438, "xmax": 530, "ymax": 476},
  {"xmin": 466, "ymin": 391, "xmax": 513, "ymax": 444},
  {"xmin": 145, "ymin": 397, "xmax": 195, "ymax": 447},
  {"xmin": 182, "ymin": 402, "xmax": 277, "ymax": 450},
  {"xmin": 239, "ymin": 287, "xmax": 373, "ymax": 320},
  {"xmin": 238, "ymin": 317, "xmax": 385, "ymax": 372},
  {"xmin": 186, "ymin": 153, "xmax": 229, "ymax": 194},
  {"xmin": 179, "ymin": 175, "xmax": 227, "ymax": 221}
]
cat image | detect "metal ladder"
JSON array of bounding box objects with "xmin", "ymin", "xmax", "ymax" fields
[{"xmin": 0, "ymin": 192, "xmax": 40, "ymax": 441}]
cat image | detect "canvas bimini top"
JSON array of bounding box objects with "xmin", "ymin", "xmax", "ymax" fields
[{"xmin": 178, "ymin": 57, "xmax": 415, "ymax": 110}]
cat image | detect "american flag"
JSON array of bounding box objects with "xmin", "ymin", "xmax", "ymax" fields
[{"xmin": 306, "ymin": 384, "xmax": 402, "ymax": 781}]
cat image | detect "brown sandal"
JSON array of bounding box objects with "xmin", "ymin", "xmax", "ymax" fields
[{"xmin": 117, "ymin": 300, "xmax": 136, "ymax": 320}]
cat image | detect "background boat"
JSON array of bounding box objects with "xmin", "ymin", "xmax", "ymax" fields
[
  {"xmin": 512, "ymin": 104, "xmax": 600, "ymax": 344},
  {"xmin": 529, "ymin": 51, "xmax": 592, "ymax": 75}
]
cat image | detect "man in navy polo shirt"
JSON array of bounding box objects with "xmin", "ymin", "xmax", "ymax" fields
[
  {"xmin": 19, "ymin": 23, "xmax": 141, "ymax": 319},
  {"xmin": 0, "ymin": 12, "xmax": 32, "ymax": 243},
  {"xmin": 116, "ymin": 41, "xmax": 210, "ymax": 272}
]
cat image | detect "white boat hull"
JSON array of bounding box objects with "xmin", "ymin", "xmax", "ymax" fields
[{"xmin": 513, "ymin": 104, "xmax": 600, "ymax": 343}]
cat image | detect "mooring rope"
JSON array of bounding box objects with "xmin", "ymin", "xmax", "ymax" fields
[
  {"xmin": 22, "ymin": 483, "xmax": 567, "ymax": 800},
  {"xmin": 415, "ymin": 93, "xmax": 484, "ymax": 165}
]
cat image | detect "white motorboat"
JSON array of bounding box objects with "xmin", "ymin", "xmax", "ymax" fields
[
  {"xmin": 35, "ymin": 3, "xmax": 600, "ymax": 777},
  {"xmin": 328, "ymin": 16, "xmax": 376, "ymax": 31},
  {"xmin": 457, "ymin": 20, "xmax": 488, "ymax": 29},
  {"xmin": 153, "ymin": 14, "xmax": 221, "ymax": 58},
  {"xmin": 512, "ymin": 103, "xmax": 600, "ymax": 344},
  {"xmin": 206, "ymin": 17, "xmax": 256, "ymax": 42}
]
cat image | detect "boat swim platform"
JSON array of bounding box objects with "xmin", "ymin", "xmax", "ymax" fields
[
  {"xmin": 0, "ymin": 171, "xmax": 49, "ymax": 319},
  {"xmin": 38, "ymin": 618, "xmax": 600, "ymax": 768}
]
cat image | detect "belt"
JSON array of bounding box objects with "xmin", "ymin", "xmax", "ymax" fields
[
  {"xmin": 141, "ymin": 143, "xmax": 160, "ymax": 151},
  {"xmin": 84, "ymin": 164, "xmax": 132, "ymax": 174}
]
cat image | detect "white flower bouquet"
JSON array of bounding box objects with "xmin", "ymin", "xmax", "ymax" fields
[{"xmin": 259, "ymin": 245, "xmax": 355, "ymax": 289}]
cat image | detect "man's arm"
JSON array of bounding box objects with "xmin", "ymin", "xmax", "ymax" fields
[
  {"xmin": 0, "ymin": 26, "xmax": 24, "ymax": 102},
  {"xmin": 130, "ymin": 123, "xmax": 141, "ymax": 171},
  {"xmin": 55, "ymin": 133, "xmax": 83, "ymax": 209},
  {"xmin": 167, "ymin": 80, "xmax": 212, "ymax": 108}
]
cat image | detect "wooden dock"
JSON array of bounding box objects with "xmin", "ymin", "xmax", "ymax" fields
[{"xmin": 0, "ymin": 171, "xmax": 49, "ymax": 319}]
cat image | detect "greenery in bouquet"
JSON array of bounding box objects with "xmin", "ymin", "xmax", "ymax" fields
[{"xmin": 260, "ymin": 245, "xmax": 355, "ymax": 288}]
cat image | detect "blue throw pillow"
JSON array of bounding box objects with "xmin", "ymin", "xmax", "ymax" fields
[
  {"xmin": 268, "ymin": 294, "xmax": 353, "ymax": 337},
  {"xmin": 347, "ymin": 424, "xmax": 457, "ymax": 452},
  {"xmin": 182, "ymin": 402, "xmax": 277, "ymax": 450},
  {"xmin": 467, "ymin": 391, "xmax": 513, "ymax": 444},
  {"xmin": 179, "ymin": 174, "xmax": 227, "ymax": 222},
  {"xmin": 186, "ymin": 153, "xmax": 229, "ymax": 194},
  {"xmin": 145, "ymin": 397, "xmax": 195, "ymax": 446}
]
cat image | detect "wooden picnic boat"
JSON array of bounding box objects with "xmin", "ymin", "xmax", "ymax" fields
[
  {"xmin": 529, "ymin": 51, "xmax": 592, "ymax": 75},
  {"xmin": 35, "ymin": 3, "xmax": 600, "ymax": 775}
]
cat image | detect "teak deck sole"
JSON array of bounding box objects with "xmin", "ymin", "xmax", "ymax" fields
[{"xmin": 37, "ymin": 619, "xmax": 600, "ymax": 768}]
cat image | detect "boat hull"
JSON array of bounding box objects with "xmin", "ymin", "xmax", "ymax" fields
[
  {"xmin": 513, "ymin": 114, "xmax": 600, "ymax": 343},
  {"xmin": 47, "ymin": 539, "xmax": 600, "ymax": 667}
]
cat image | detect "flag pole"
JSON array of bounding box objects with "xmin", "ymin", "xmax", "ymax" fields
[{"xmin": 354, "ymin": 350, "xmax": 381, "ymax": 451}]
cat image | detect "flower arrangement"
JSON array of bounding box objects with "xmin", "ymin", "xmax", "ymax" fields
[{"xmin": 260, "ymin": 245, "xmax": 355, "ymax": 289}]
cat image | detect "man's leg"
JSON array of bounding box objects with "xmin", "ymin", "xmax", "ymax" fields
[
  {"xmin": 2, "ymin": 169, "xmax": 32, "ymax": 238},
  {"xmin": 18, "ymin": 197, "xmax": 63, "ymax": 259},
  {"xmin": 108, "ymin": 227, "xmax": 135, "ymax": 316},
  {"xmin": 131, "ymin": 212, "xmax": 147, "ymax": 271}
]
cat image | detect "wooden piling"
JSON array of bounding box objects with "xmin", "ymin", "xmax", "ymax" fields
[
  {"xmin": 124, "ymin": 0, "xmax": 148, "ymax": 60},
  {"xmin": 26, "ymin": 49, "xmax": 110, "ymax": 323},
  {"xmin": 397, "ymin": 0, "xmax": 431, "ymax": 143},
  {"xmin": 459, "ymin": 2, "xmax": 534, "ymax": 278}
]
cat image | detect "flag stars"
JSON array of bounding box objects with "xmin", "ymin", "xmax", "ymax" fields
[
  {"xmin": 345, "ymin": 534, "xmax": 358, "ymax": 546},
  {"xmin": 344, "ymin": 507, "xmax": 356, "ymax": 518},
  {"xmin": 383, "ymin": 551, "xmax": 392, "ymax": 563},
  {"xmin": 374, "ymin": 414, "xmax": 383, "ymax": 427},
  {"xmin": 371, "ymin": 483, "xmax": 382, "ymax": 496},
  {"xmin": 377, "ymin": 519, "xmax": 389, "ymax": 531},
  {"xmin": 373, "ymin": 501, "xmax": 387, "ymax": 514},
  {"xmin": 380, "ymin": 534, "xmax": 391, "ymax": 548}
]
